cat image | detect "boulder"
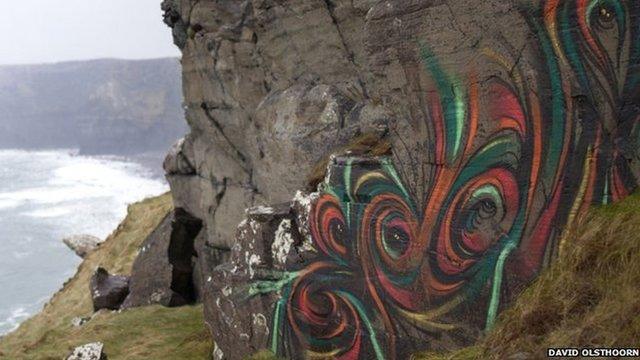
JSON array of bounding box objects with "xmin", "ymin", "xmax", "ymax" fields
[
  {"xmin": 70, "ymin": 316, "xmax": 90, "ymax": 327},
  {"xmin": 62, "ymin": 234, "xmax": 102, "ymax": 258},
  {"xmin": 122, "ymin": 208, "xmax": 203, "ymax": 309},
  {"xmin": 66, "ymin": 342, "xmax": 107, "ymax": 360},
  {"xmin": 90, "ymin": 268, "xmax": 129, "ymax": 312}
]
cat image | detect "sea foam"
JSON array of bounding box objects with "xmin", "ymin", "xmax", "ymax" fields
[{"xmin": 0, "ymin": 149, "xmax": 168, "ymax": 335}]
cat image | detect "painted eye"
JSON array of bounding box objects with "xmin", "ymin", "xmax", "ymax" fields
[
  {"xmin": 596, "ymin": 5, "xmax": 615, "ymax": 30},
  {"xmin": 332, "ymin": 221, "xmax": 345, "ymax": 240},
  {"xmin": 477, "ymin": 199, "xmax": 498, "ymax": 219},
  {"xmin": 383, "ymin": 226, "xmax": 410, "ymax": 259}
]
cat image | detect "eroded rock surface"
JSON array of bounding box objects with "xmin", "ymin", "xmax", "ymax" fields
[{"xmin": 161, "ymin": 0, "xmax": 640, "ymax": 358}]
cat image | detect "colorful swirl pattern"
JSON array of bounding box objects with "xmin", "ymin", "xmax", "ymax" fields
[{"xmin": 249, "ymin": 1, "xmax": 640, "ymax": 358}]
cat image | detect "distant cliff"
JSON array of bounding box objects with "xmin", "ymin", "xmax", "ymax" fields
[{"xmin": 0, "ymin": 58, "xmax": 186, "ymax": 155}]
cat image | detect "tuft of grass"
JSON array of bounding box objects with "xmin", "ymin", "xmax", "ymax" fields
[
  {"xmin": 416, "ymin": 192, "xmax": 640, "ymax": 359},
  {"xmin": 246, "ymin": 350, "xmax": 280, "ymax": 360},
  {"xmin": 413, "ymin": 347, "xmax": 482, "ymax": 360},
  {"xmin": 306, "ymin": 132, "xmax": 392, "ymax": 191},
  {"xmin": 0, "ymin": 193, "xmax": 211, "ymax": 359}
]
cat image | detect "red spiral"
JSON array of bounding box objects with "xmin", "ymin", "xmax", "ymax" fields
[
  {"xmin": 310, "ymin": 194, "xmax": 348, "ymax": 258},
  {"xmin": 287, "ymin": 262, "xmax": 363, "ymax": 359}
]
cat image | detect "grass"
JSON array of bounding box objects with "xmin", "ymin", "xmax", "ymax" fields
[
  {"xmin": 246, "ymin": 350, "xmax": 280, "ymax": 360},
  {"xmin": 416, "ymin": 191, "xmax": 640, "ymax": 359},
  {"xmin": 0, "ymin": 193, "xmax": 212, "ymax": 359}
]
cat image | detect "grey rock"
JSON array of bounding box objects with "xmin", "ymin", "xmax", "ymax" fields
[
  {"xmin": 66, "ymin": 342, "xmax": 107, "ymax": 360},
  {"xmin": 62, "ymin": 234, "xmax": 102, "ymax": 258},
  {"xmin": 204, "ymin": 202, "xmax": 302, "ymax": 359},
  {"xmin": 90, "ymin": 268, "xmax": 129, "ymax": 312},
  {"xmin": 70, "ymin": 316, "xmax": 90, "ymax": 327},
  {"xmin": 122, "ymin": 208, "xmax": 203, "ymax": 309},
  {"xmin": 161, "ymin": 0, "xmax": 189, "ymax": 49},
  {"xmin": 163, "ymin": 138, "xmax": 196, "ymax": 176},
  {"xmin": 248, "ymin": 83, "xmax": 385, "ymax": 201}
]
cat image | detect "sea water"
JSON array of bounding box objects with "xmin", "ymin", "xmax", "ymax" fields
[{"xmin": 0, "ymin": 149, "xmax": 168, "ymax": 334}]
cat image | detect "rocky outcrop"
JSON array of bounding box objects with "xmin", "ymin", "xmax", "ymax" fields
[
  {"xmin": 122, "ymin": 208, "xmax": 202, "ymax": 308},
  {"xmin": 160, "ymin": 0, "xmax": 389, "ymax": 256},
  {"xmin": 205, "ymin": 194, "xmax": 315, "ymax": 359},
  {"xmin": 62, "ymin": 235, "xmax": 102, "ymax": 258},
  {"xmin": 162, "ymin": 0, "xmax": 640, "ymax": 358},
  {"xmin": 90, "ymin": 268, "xmax": 129, "ymax": 312},
  {"xmin": 66, "ymin": 342, "xmax": 107, "ymax": 360}
]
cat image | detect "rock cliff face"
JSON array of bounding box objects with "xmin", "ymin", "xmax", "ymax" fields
[{"xmin": 161, "ymin": 0, "xmax": 640, "ymax": 358}]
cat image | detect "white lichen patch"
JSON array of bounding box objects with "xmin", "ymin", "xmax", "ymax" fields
[
  {"xmin": 293, "ymin": 190, "xmax": 317, "ymax": 210},
  {"xmin": 245, "ymin": 251, "xmax": 262, "ymax": 278},
  {"xmin": 323, "ymin": 154, "xmax": 337, "ymax": 189},
  {"xmin": 213, "ymin": 341, "xmax": 224, "ymax": 360},
  {"xmin": 232, "ymin": 240, "xmax": 242, "ymax": 253},
  {"xmin": 237, "ymin": 219, "xmax": 251, "ymax": 240},
  {"xmin": 150, "ymin": 291, "xmax": 164, "ymax": 303},
  {"xmin": 67, "ymin": 342, "xmax": 104, "ymax": 360},
  {"xmin": 272, "ymin": 219, "xmax": 295, "ymax": 265},
  {"xmin": 246, "ymin": 205, "xmax": 275, "ymax": 215},
  {"xmin": 249, "ymin": 219, "xmax": 260, "ymax": 235},
  {"xmin": 320, "ymin": 95, "xmax": 341, "ymax": 125},
  {"xmin": 252, "ymin": 313, "xmax": 269, "ymax": 336},
  {"xmin": 293, "ymin": 190, "xmax": 320, "ymax": 250},
  {"xmin": 222, "ymin": 285, "xmax": 232, "ymax": 297},
  {"xmin": 237, "ymin": 219, "xmax": 248, "ymax": 231}
]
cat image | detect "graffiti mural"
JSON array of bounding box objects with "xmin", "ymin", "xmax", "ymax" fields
[{"xmin": 237, "ymin": 0, "xmax": 640, "ymax": 358}]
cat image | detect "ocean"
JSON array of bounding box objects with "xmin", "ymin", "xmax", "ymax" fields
[{"xmin": 0, "ymin": 149, "xmax": 168, "ymax": 335}]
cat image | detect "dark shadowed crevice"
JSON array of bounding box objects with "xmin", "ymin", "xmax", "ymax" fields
[{"xmin": 168, "ymin": 208, "xmax": 203, "ymax": 306}]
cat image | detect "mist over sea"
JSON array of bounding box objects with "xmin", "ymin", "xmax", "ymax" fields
[{"xmin": 0, "ymin": 149, "xmax": 168, "ymax": 334}]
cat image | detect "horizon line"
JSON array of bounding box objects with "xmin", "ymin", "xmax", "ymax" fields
[{"xmin": 0, "ymin": 55, "xmax": 181, "ymax": 68}]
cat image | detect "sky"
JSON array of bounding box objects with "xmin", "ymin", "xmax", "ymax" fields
[{"xmin": 0, "ymin": 0, "xmax": 180, "ymax": 65}]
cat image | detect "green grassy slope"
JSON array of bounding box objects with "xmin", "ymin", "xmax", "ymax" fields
[{"xmin": 0, "ymin": 193, "xmax": 211, "ymax": 359}]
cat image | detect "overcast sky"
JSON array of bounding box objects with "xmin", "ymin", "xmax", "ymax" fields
[{"xmin": 0, "ymin": 0, "xmax": 180, "ymax": 65}]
